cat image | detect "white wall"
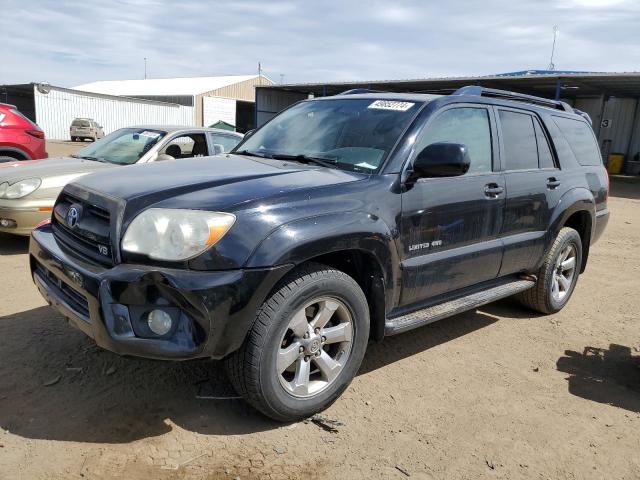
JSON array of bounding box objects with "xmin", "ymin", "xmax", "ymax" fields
[
  {"xmin": 34, "ymin": 86, "xmax": 195, "ymax": 140},
  {"xmin": 202, "ymin": 96, "xmax": 236, "ymax": 127}
]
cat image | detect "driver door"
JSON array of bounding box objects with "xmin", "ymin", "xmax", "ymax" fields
[{"xmin": 399, "ymin": 105, "xmax": 505, "ymax": 307}]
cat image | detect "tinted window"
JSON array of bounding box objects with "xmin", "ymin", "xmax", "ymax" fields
[
  {"xmin": 209, "ymin": 133, "xmax": 241, "ymax": 153},
  {"xmin": 499, "ymin": 110, "xmax": 538, "ymax": 170},
  {"xmin": 239, "ymin": 98, "xmax": 423, "ymax": 172},
  {"xmin": 72, "ymin": 119, "xmax": 91, "ymax": 127},
  {"xmin": 533, "ymin": 118, "xmax": 555, "ymax": 168},
  {"xmin": 416, "ymin": 107, "xmax": 492, "ymax": 173},
  {"xmin": 552, "ymin": 116, "xmax": 602, "ymax": 166}
]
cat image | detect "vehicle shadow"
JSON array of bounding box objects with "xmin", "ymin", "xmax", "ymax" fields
[
  {"xmin": 0, "ymin": 299, "xmax": 520, "ymax": 444},
  {"xmin": 0, "ymin": 233, "xmax": 29, "ymax": 255},
  {"xmin": 556, "ymin": 344, "xmax": 640, "ymax": 413},
  {"xmin": 0, "ymin": 306, "xmax": 277, "ymax": 443}
]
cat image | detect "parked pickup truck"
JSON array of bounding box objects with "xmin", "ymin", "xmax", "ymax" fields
[{"xmin": 30, "ymin": 87, "xmax": 609, "ymax": 421}]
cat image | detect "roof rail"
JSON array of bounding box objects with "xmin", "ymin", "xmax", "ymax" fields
[
  {"xmin": 453, "ymin": 85, "xmax": 574, "ymax": 113},
  {"xmin": 339, "ymin": 88, "xmax": 383, "ymax": 95}
]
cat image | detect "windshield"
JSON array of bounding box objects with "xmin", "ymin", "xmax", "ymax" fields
[
  {"xmin": 75, "ymin": 128, "xmax": 167, "ymax": 165},
  {"xmin": 236, "ymin": 98, "xmax": 423, "ymax": 172}
]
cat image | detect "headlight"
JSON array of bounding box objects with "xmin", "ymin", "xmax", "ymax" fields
[
  {"xmin": 122, "ymin": 209, "xmax": 236, "ymax": 261},
  {"xmin": 0, "ymin": 178, "xmax": 41, "ymax": 199}
]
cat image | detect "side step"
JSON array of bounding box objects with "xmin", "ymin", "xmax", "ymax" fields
[{"xmin": 384, "ymin": 279, "xmax": 535, "ymax": 336}]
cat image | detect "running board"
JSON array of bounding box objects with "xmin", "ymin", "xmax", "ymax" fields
[{"xmin": 384, "ymin": 279, "xmax": 535, "ymax": 336}]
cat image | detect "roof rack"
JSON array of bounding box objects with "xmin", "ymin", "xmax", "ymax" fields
[
  {"xmin": 453, "ymin": 85, "xmax": 574, "ymax": 113},
  {"xmin": 339, "ymin": 88, "xmax": 385, "ymax": 95}
]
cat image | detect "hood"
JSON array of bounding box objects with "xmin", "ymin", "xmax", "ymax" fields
[
  {"xmin": 73, "ymin": 154, "xmax": 364, "ymax": 211},
  {"xmin": 0, "ymin": 156, "xmax": 116, "ymax": 183}
]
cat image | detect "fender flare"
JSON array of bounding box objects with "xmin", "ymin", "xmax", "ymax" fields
[
  {"xmin": 245, "ymin": 210, "xmax": 400, "ymax": 307},
  {"xmin": 547, "ymin": 187, "xmax": 595, "ymax": 272},
  {"xmin": 0, "ymin": 146, "xmax": 31, "ymax": 160}
]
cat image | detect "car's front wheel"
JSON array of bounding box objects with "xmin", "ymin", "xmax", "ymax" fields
[{"xmin": 226, "ymin": 263, "xmax": 370, "ymax": 421}]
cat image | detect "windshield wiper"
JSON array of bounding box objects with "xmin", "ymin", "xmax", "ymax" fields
[
  {"xmin": 71, "ymin": 154, "xmax": 106, "ymax": 162},
  {"xmin": 234, "ymin": 149, "xmax": 271, "ymax": 159},
  {"xmin": 269, "ymin": 153, "xmax": 338, "ymax": 169}
]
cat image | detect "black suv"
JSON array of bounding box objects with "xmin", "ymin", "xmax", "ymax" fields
[{"xmin": 30, "ymin": 86, "xmax": 609, "ymax": 421}]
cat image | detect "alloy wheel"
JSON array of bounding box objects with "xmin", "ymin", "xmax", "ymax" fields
[
  {"xmin": 551, "ymin": 244, "xmax": 577, "ymax": 302},
  {"xmin": 277, "ymin": 297, "xmax": 353, "ymax": 398}
]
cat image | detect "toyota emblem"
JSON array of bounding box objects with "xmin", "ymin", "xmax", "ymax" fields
[{"xmin": 66, "ymin": 206, "xmax": 80, "ymax": 228}]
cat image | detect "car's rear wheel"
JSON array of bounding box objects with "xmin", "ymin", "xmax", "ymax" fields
[
  {"xmin": 226, "ymin": 263, "xmax": 369, "ymax": 421},
  {"xmin": 517, "ymin": 227, "xmax": 582, "ymax": 314}
]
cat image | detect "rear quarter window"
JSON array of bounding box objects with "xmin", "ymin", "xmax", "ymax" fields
[{"xmin": 552, "ymin": 116, "xmax": 602, "ymax": 166}]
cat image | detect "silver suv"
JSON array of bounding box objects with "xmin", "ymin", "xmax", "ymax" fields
[{"xmin": 70, "ymin": 118, "xmax": 104, "ymax": 142}]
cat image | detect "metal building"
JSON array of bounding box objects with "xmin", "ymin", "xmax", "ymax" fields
[
  {"xmin": 256, "ymin": 71, "xmax": 640, "ymax": 172},
  {"xmin": 75, "ymin": 74, "xmax": 274, "ymax": 132},
  {"xmin": 1, "ymin": 83, "xmax": 194, "ymax": 140}
]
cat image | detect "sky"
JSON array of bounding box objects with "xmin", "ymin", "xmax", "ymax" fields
[{"xmin": 1, "ymin": 0, "xmax": 639, "ymax": 87}]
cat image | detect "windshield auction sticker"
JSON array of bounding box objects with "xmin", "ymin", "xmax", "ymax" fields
[
  {"xmin": 140, "ymin": 131, "xmax": 161, "ymax": 138},
  {"xmin": 368, "ymin": 100, "xmax": 415, "ymax": 111}
]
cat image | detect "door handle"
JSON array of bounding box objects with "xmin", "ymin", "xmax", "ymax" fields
[
  {"xmin": 547, "ymin": 177, "xmax": 561, "ymax": 189},
  {"xmin": 484, "ymin": 183, "xmax": 504, "ymax": 197}
]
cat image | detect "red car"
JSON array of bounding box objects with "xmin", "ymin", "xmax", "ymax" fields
[{"xmin": 0, "ymin": 103, "xmax": 47, "ymax": 162}]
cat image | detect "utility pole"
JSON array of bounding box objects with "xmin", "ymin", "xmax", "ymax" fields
[
  {"xmin": 548, "ymin": 25, "xmax": 559, "ymax": 71},
  {"xmin": 144, "ymin": 57, "xmax": 147, "ymax": 79},
  {"xmin": 258, "ymin": 62, "xmax": 262, "ymax": 85},
  {"xmin": 280, "ymin": 74, "xmax": 285, "ymax": 84}
]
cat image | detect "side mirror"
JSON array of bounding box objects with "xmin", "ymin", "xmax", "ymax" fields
[
  {"xmin": 155, "ymin": 153, "xmax": 175, "ymax": 162},
  {"xmin": 411, "ymin": 142, "xmax": 470, "ymax": 179}
]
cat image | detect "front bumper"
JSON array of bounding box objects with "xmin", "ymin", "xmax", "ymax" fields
[{"xmin": 30, "ymin": 226, "xmax": 290, "ymax": 360}]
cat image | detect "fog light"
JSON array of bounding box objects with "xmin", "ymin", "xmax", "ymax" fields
[
  {"xmin": 147, "ymin": 309, "xmax": 172, "ymax": 336},
  {"xmin": 0, "ymin": 218, "xmax": 17, "ymax": 228}
]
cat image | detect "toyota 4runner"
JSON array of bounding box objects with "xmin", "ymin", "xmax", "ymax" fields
[{"xmin": 30, "ymin": 86, "xmax": 609, "ymax": 421}]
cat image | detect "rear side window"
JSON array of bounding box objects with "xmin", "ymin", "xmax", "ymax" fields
[
  {"xmin": 533, "ymin": 118, "xmax": 555, "ymax": 168},
  {"xmin": 416, "ymin": 107, "xmax": 493, "ymax": 174},
  {"xmin": 498, "ymin": 110, "xmax": 538, "ymax": 170},
  {"xmin": 552, "ymin": 116, "xmax": 602, "ymax": 166}
]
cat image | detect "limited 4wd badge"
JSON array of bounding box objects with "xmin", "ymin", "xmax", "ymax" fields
[{"xmin": 368, "ymin": 100, "xmax": 415, "ymax": 111}]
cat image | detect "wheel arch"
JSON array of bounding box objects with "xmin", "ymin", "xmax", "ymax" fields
[
  {"xmin": 0, "ymin": 146, "xmax": 30, "ymax": 160},
  {"xmin": 549, "ymin": 188, "xmax": 595, "ymax": 273},
  {"xmin": 246, "ymin": 211, "xmax": 400, "ymax": 341}
]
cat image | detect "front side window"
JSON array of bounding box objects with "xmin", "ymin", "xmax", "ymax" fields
[
  {"xmin": 237, "ymin": 98, "xmax": 423, "ymax": 172},
  {"xmin": 209, "ymin": 133, "xmax": 241, "ymax": 154},
  {"xmin": 74, "ymin": 128, "xmax": 167, "ymax": 165},
  {"xmin": 414, "ymin": 107, "xmax": 493, "ymax": 174},
  {"xmin": 160, "ymin": 133, "xmax": 208, "ymax": 159},
  {"xmin": 499, "ymin": 110, "xmax": 539, "ymax": 171}
]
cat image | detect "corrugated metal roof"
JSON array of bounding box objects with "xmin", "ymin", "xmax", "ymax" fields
[
  {"xmin": 265, "ymin": 72, "xmax": 640, "ymax": 98},
  {"xmin": 74, "ymin": 75, "xmax": 264, "ymax": 97}
]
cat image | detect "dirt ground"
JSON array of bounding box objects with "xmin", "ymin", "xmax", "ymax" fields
[{"xmin": 0, "ymin": 144, "xmax": 639, "ymax": 479}]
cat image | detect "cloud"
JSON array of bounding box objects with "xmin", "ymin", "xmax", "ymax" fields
[{"xmin": 0, "ymin": 0, "xmax": 639, "ymax": 87}]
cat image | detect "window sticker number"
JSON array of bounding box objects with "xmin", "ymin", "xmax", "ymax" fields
[{"xmin": 368, "ymin": 100, "xmax": 415, "ymax": 112}]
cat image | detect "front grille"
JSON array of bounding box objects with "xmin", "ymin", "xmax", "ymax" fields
[
  {"xmin": 35, "ymin": 263, "xmax": 90, "ymax": 320},
  {"xmin": 52, "ymin": 192, "xmax": 114, "ymax": 266}
]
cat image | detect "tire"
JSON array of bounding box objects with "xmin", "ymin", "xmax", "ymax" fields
[
  {"xmin": 226, "ymin": 262, "xmax": 370, "ymax": 421},
  {"xmin": 0, "ymin": 156, "xmax": 19, "ymax": 163},
  {"xmin": 71, "ymin": 137, "xmax": 76, "ymax": 142},
  {"xmin": 517, "ymin": 227, "xmax": 582, "ymax": 314}
]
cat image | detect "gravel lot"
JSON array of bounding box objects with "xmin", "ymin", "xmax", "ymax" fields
[{"xmin": 0, "ymin": 144, "xmax": 639, "ymax": 479}]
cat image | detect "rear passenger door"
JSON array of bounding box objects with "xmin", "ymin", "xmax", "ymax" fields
[
  {"xmin": 399, "ymin": 105, "xmax": 505, "ymax": 306},
  {"xmin": 496, "ymin": 107, "xmax": 563, "ymax": 276}
]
